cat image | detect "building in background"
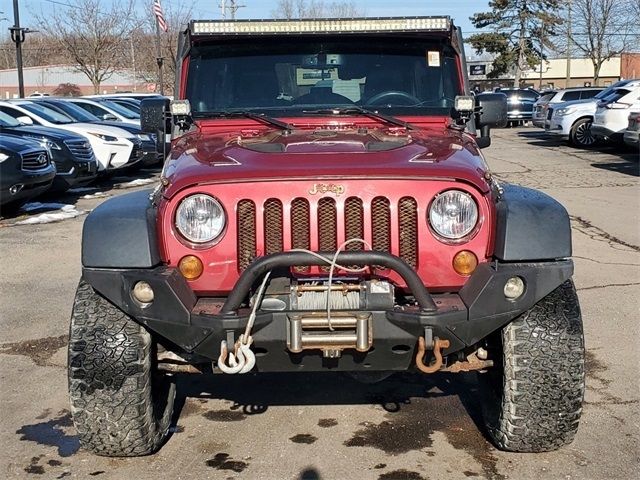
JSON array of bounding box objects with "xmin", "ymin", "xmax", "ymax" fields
[
  {"xmin": 0, "ymin": 65, "xmax": 151, "ymax": 98},
  {"xmin": 467, "ymin": 56, "xmax": 633, "ymax": 91}
]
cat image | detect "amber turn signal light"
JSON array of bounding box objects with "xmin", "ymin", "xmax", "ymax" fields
[
  {"xmin": 179, "ymin": 255, "xmax": 204, "ymax": 280},
  {"xmin": 452, "ymin": 250, "xmax": 478, "ymax": 276}
]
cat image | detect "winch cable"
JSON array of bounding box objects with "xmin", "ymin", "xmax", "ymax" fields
[
  {"xmin": 292, "ymin": 238, "xmax": 372, "ymax": 331},
  {"xmin": 217, "ymin": 270, "xmax": 271, "ymax": 374},
  {"xmin": 219, "ymin": 239, "xmax": 372, "ymax": 373}
]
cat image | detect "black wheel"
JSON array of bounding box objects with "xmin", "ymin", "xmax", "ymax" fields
[
  {"xmin": 480, "ymin": 280, "xmax": 585, "ymax": 452},
  {"xmin": 569, "ymin": 118, "xmax": 597, "ymax": 148},
  {"xmin": 68, "ymin": 280, "xmax": 176, "ymax": 456}
]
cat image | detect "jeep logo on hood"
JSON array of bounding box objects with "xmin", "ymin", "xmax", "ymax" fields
[{"xmin": 309, "ymin": 183, "xmax": 344, "ymax": 196}]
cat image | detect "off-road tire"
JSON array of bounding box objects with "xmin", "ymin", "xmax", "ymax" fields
[
  {"xmin": 68, "ymin": 280, "xmax": 176, "ymax": 456},
  {"xmin": 569, "ymin": 117, "xmax": 596, "ymax": 148},
  {"xmin": 480, "ymin": 280, "xmax": 585, "ymax": 452}
]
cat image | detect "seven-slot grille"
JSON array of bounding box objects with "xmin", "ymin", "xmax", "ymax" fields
[
  {"xmin": 236, "ymin": 196, "xmax": 419, "ymax": 273},
  {"xmin": 21, "ymin": 150, "xmax": 50, "ymax": 171},
  {"xmin": 64, "ymin": 139, "xmax": 95, "ymax": 161}
]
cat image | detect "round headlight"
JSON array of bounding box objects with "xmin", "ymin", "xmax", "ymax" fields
[
  {"xmin": 429, "ymin": 190, "xmax": 479, "ymax": 240},
  {"xmin": 175, "ymin": 194, "xmax": 226, "ymax": 244}
]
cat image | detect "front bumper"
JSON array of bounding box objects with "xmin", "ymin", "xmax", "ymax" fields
[
  {"xmin": 624, "ymin": 130, "xmax": 639, "ymax": 148},
  {"xmin": 83, "ymin": 252, "xmax": 573, "ymax": 372},
  {"xmin": 591, "ymin": 124, "xmax": 623, "ymax": 141}
]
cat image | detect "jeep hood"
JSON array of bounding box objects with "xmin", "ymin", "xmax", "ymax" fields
[{"xmin": 162, "ymin": 126, "xmax": 492, "ymax": 198}]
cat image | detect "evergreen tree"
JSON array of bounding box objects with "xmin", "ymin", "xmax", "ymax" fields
[{"xmin": 468, "ymin": 0, "xmax": 562, "ymax": 86}]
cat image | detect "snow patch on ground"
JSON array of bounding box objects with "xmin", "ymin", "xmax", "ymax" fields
[
  {"xmin": 14, "ymin": 205, "xmax": 86, "ymax": 225},
  {"xmin": 113, "ymin": 177, "xmax": 157, "ymax": 188},
  {"xmin": 80, "ymin": 192, "xmax": 110, "ymax": 199}
]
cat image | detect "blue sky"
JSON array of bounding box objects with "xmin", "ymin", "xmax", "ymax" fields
[{"xmin": 15, "ymin": 0, "xmax": 490, "ymax": 34}]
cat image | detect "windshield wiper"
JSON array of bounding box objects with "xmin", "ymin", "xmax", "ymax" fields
[
  {"xmin": 303, "ymin": 106, "xmax": 417, "ymax": 131},
  {"xmin": 198, "ymin": 110, "xmax": 293, "ymax": 132}
]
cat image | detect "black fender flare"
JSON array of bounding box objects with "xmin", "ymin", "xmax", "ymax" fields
[
  {"xmin": 494, "ymin": 184, "xmax": 572, "ymax": 261},
  {"xmin": 82, "ymin": 189, "xmax": 161, "ymax": 268}
]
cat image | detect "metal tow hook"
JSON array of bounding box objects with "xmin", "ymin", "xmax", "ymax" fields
[
  {"xmin": 415, "ymin": 336, "xmax": 450, "ymax": 374},
  {"xmin": 217, "ymin": 334, "xmax": 256, "ymax": 374}
]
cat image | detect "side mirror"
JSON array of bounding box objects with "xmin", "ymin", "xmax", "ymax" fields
[
  {"xmin": 475, "ymin": 93, "xmax": 508, "ymax": 128},
  {"xmin": 474, "ymin": 93, "xmax": 508, "ymax": 149},
  {"xmin": 140, "ymin": 97, "xmax": 170, "ymax": 133},
  {"xmin": 103, "ymin": 113, "xmax": 118, "ymax": 121},
  {"xmin": 17, "ymin": 115, "xmax": 34, "ymax": 125}
]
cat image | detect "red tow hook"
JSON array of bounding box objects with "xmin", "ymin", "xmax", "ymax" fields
[{"xmin": 415, "ymin": 336, "xmax": 450, "ymax": 374}]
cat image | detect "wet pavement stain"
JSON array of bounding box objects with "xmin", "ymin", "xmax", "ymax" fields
[
  {"xmin": 0, "ymin": 334, "xmax": 68, "ymax": 366},
  {"xmin": 24, "ymin": 456, "xmax": 45, "ymax": 475},
  {"xmin": 289, "ymin": 434, "xmax": 318, "ymax": 444},
  {"xmin": 16, "ymin": 410, "xmax": 80, "ymax": 457},
  {"xmin": 344, "ymin": 374, "xmax": 504, "ymax": 480},
  {"xmin": 206, "ymin": 453, "xmax": 248, "ymax": 473},
  {"xmin": 585, "ymin": 351, "xmax": 610, "ymax": 386},
  {"xmin": 89, "ymin": 471, "xmax": 105, "ymax": 476},
  {"xmin": 318, "ymin": 418, "xmax": 338, "ymax": 428},
  {"xmin": 463, "ymin": 472, "xmax": 480, "ymax": 477},
  {"xmin": 373, "ymin": 463, "xmax": 387, "ymax": 469},
  {"xmin": 47, "ymin": 459, "xmax": 62, "ymax": 466},
  {"xmin": 203, "ymin": 409, "xmax": 246, "ymax": 421},
  {"xmin": 378, "ymin": 469, "xmax": 426, "ymax": 480}
]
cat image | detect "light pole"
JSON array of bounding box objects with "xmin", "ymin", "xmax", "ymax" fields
[
  {"xmin": 566, "ymin": 0, "xmax": 572, "ymax": 88},
  {"xmin": 9, "ymin": 0, "xmax": 28, "ymax": 97}
]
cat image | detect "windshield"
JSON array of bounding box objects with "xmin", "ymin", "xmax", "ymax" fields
[
  {"xmin": 22, "ymin": 103, "xmax": 74, "ymax": 124},
  {"xmin": 99, "ymin": 100, "xmax": 140, "ymax": 119},
  {"xmin": 44, "ymin": 101, "xmax": 100, "ymax": 122},
  {"xmin": 186, "ymin": 38, "xmax": 462, "ymax": 117},
  {"xmin": 0, "ymin": 110, "xmax": 21, "ymax": 127}
]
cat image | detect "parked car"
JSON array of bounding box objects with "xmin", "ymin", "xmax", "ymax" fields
[
  {"xmin": 70, "ymin": 16, "xmax": 584, "ymax": 459},
  {"xmin": 623, "ymin": 111, "xmax": 640, "ymax": 149},
  {"xmin": 591, "ymin": 85, "xmax": 640, "ymax": 144},
  {"xmin": 0, "ymin": 135, "xmax": 56, "ymax": 211},
  {"xmin": 0, "ymin": 100, "xmax": 139, "ymax": 171},
  {"xmin": 107, "ymin": 98, "xmax": 142, "ymax": 114},
  {"xmin": 70, "ymin": 97, "xmax": 141, "ymax": 127},
  {"xmin": 546, "ymin": 79, "xmax": 640, "ymax": 148},
  {"xmin": 34, "ymin": 98, "xmax": 161, "ymax": 166},
  {"xmin": 532, "ymin": 87, "xmax": 603, "ymax": 128},
  {"xmin": 495, "ymin": 87, "xmax": 539, "ymax": 125},
  {"xmin": 0, "ymin": 111, "xmax": 98, "ymax": 191}
]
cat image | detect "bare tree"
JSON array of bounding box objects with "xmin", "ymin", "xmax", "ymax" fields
[
  {"xmin": 561, "ymin": 0, "xmax": 636, "ymax": 84},
  {"xmin": 35, "ymin": 0, "xmax": 139, "ymax": 93},
  {"xmin": 272, "ymin": 0, "xmax": 362, "ymax": 19}
]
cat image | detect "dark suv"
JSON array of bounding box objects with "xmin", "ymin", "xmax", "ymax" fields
[
  {"xmin": 0, "ymin": 111, "xmax": 98, "ymax": 191},
  {"xmin": 495, "ymin": 87, "xmax": 540, "ymax": 125},
  {"xmin": 0, "ymin": 135, "xmax": 56, "ymax": 210}
]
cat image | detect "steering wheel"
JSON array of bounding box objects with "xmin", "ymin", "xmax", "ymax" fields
[{"xmin": 364, "ymin": 91, "xmax": 421, "ymax": 106}]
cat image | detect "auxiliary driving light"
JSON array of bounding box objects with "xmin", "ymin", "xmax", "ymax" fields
[
  {"xmin": 179, "ymin": 255, "xmax": 204, "ymax": 280},
  {"xmin": 452, "ymin": 250, "xmax": 478, "ymax": 276},
  {"xmin": 132, "ymin": 281, "xmax": 154, "ymax": 304},
  {"xmin": 504, "ymin": 276, "xmax": 525, "ymax": 300}
]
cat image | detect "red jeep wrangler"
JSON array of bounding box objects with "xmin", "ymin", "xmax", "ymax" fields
[{"xmin": 70, "ymin": 17, "xmax": 584, "ymax": 457}]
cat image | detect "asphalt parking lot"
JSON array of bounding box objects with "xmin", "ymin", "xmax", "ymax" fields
[{"xmin": 0, "ymin": 128, "xmax": 638, "ymax": 480}]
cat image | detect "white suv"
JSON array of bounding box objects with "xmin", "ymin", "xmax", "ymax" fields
[
  {"xmin": 546, "ymin": 79, "xmax": 640, "ymax": 148},
  {"xmin": 591, "ymin": 86, "xmax": 640, "ymax": 144},
  {"xmin": 0, "ymin": 100, "xmax": 137, "ymax": 171},
  {"xmin": 532, "ymin": 88, "xmax": 603, "ymax": 128}
]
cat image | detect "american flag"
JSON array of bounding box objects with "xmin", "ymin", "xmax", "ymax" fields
[{"xmin": 153, "ymin": 0, "xmax": 168, "ymax": 32}]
